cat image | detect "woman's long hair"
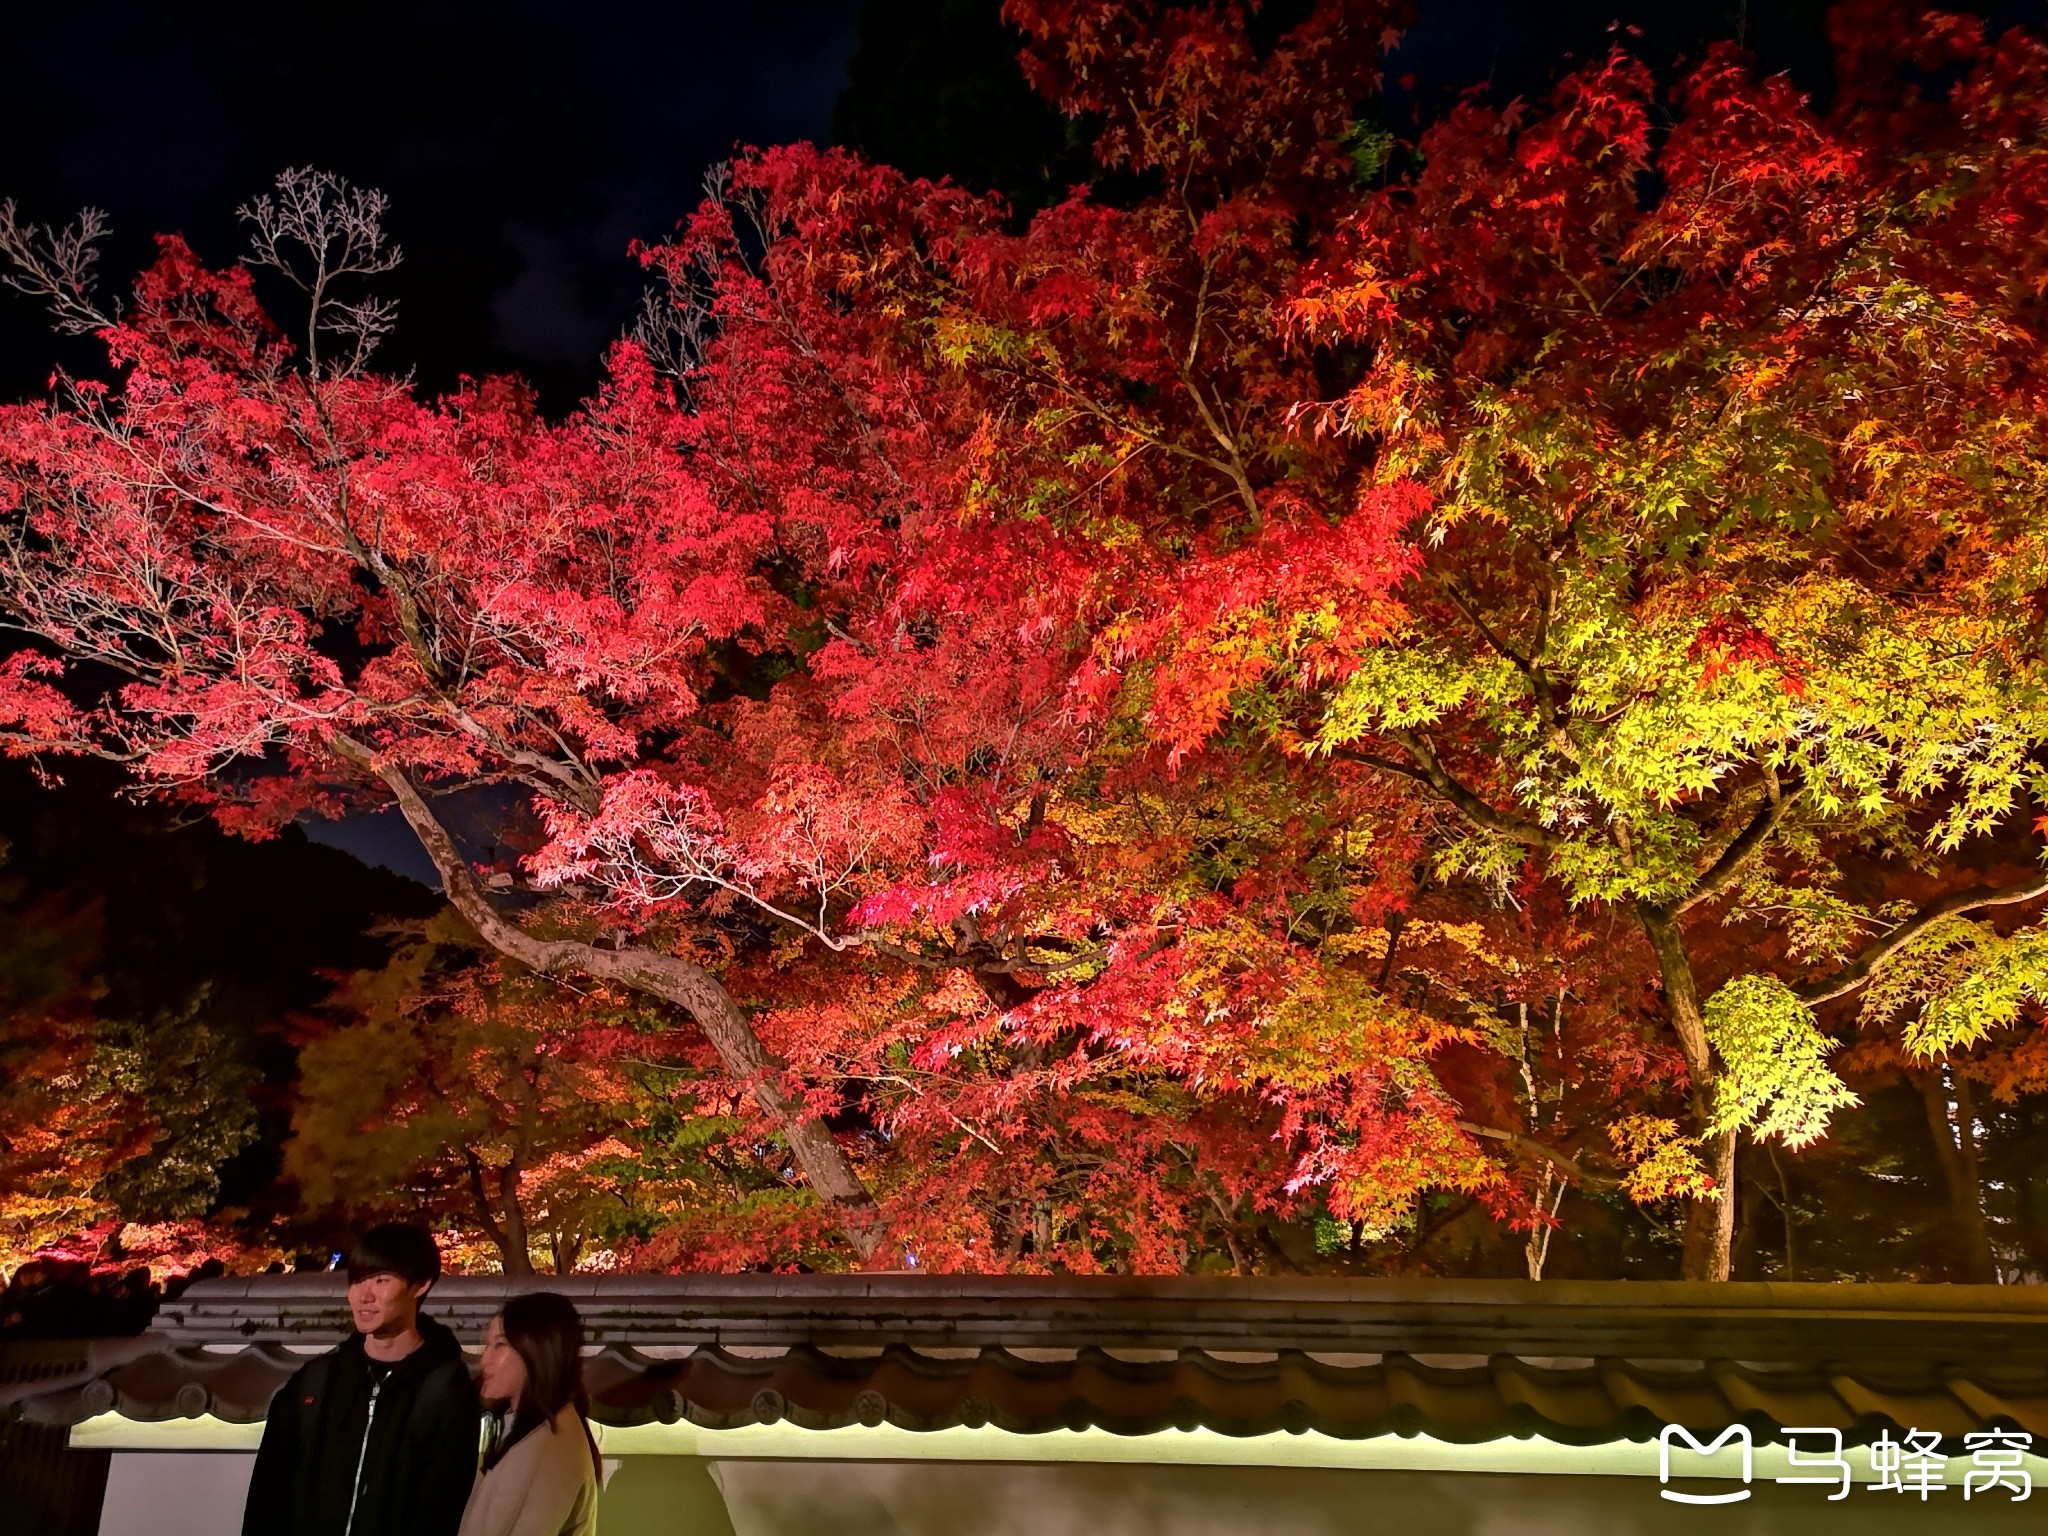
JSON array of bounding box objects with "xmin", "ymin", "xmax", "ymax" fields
[{"xmin": 480, "ymin": 1290, "xmax": 601, "ymax": 1477}]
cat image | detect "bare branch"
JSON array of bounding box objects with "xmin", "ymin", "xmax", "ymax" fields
[
  {"xmin": 631, "ymin": 279, "xmax": 712, "ymax": 388},
  {"xmin": 0, "ymin": 200, "xmax": 116, "ymax": 335},
  {"xmin": 238, "ymin": 168, "xmax": 401, "ymax": 379}
]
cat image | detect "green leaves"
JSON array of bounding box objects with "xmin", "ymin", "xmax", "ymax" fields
[
  {"xmin": 1868, "ymin": 916, "xmax": 2048, "ymax": 1059},
  {"xmin": 1606, "ymin": 1116, "xmax": 1713, "ymax": 1203},
  {"xmin": 1703, "ymin": 974, "xmax": 1857, "ymax": 1148},
  {"xmin": 1316, "ymin": 646, "xmax": 1490, "ymax": 738}
]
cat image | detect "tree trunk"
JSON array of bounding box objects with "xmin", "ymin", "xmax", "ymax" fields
[
  {"xmin": 1638, "ymin": 904, "xmax": 1734, "ymax": 1281},
  {"xmin": 464, "ymin": 1150, "xmax": 537, "ymax": 1277},
  {"xmin": 340, "ymin": 738, "xmax": 886, "ymax": 1262},
  {"xmin": 1911, "ymin": 1066, "xmax": 1997, "ymax": 1283},
  {"xmin": 497, "ymin": 1164, "xmax": 534, "ymax": 1278},
  {"xmin": 495, "ymin": 1230, "xmax": 537, "ymax": 1278},
  {"xmin": 1768, "ymin": 1141, "xmax": 1798, "ymax": 1279},
  {"xmin": 1731, "ymin": 1155, "xmax": 1767, "ymax": 1279},
  {"xmin": 1678, "ymin": 1128, "xmax": 1738, "ymax": 1281},
  {"xmin": 1523, "ymin": 1166, "xmax": 1565, "ymax": 1281}
]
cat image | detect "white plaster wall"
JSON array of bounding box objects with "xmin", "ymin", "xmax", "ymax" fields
[
  {"xmin": 84, "ymin": 1450, "xmax": 2048, "ymax": 1536},
  {"xmin": 703, "ymin": 1461, "xmax": 2048, "ymax": 1536},
  {"xmin": 97, "ymin": 1451, "xmax": 254, "ymax": 1536}
]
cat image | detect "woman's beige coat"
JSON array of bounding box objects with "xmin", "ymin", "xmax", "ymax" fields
[{"xmin": 457, "ymin": 1404, "xmax": 599, "ymax": 1536}]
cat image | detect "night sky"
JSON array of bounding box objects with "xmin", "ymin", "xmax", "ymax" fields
[
  {"xmin": 0, "ymin": 3, "xmax": 865, "ymax": 410},
  {"xmin": 0, "ymin": 1, "xmax": 1853, "ymax": 414}
]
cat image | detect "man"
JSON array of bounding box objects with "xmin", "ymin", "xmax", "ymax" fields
[{"xmin": 242, "ymin": 1224, "xmax": 480, "ymax": 1536}]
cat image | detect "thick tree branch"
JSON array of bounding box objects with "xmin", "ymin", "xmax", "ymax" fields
[
  {"xmin": 461, "ymin": 1147, "xmax": 518, "ymax": 1268},
  {"xmin": 1384, "ymin": 728, "xmax": 1562, "ymax": 850},
  {"xmin": 1456, "ymin": 1121, "xmax": 1622, "ymax": 1189},
  {"xmin": 328, "ymin": 732, "xmax": 886, "ymax": 1259},
  {"xmin": 1633, "ymin": 900, "xmax": 1734, "ymax": 1281},
  {"xmin": 1430, "ymin": 571, "xmax": 1533, "ymax": 674},
  {"xmin": 1328, "ymin": 745, "xmax": 1436, "ymax": 788},
  {"xmin": 1422, "ymin": 567, "xmax": 1581, "ymax": 760},
  {"xmin": 858, "ymin": 933, "xmax": 1111, "ymax": 978},
  {"xmin": 496, "ymin": 1159, "xmax": 532, "ymax": 1278},
  {"xmin": 1794, "ymin": 877, "xmax": 2048, "ymax": 1005},
  {"xmin": 1675, "ymin": 765, "xmax": 1788, "ymax": 916}
]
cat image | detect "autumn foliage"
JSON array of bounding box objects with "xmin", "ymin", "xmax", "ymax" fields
[{"xmin": 5, "ymin": 1, "xmax": 2048, "ymax": 1281}]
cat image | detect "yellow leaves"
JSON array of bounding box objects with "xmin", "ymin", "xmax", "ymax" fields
[
  {"xmin": 1317, "ymin": 926, "xmax": 1388, "ymax": 965},
  {"xmin": 1315, "ymin": 645, "xmax": 1476, "ymax": 739},
  {"xmin": 1898, "ymin": 920, "xmax": 2048, "ymax": 1059},
  {"xmin": 929, "ymin": 315, "xmax": 1033, "ymax": 370},
  {"xmin": 1417, "ymin": 919, "xmax": 1519, "ymax": 973},
  {"xmin": 1703, "ymin": 974, "xmax": 1859, "ymax": 1148},
  {"xmin": 1257, "ymin": 977, "xmax": 1430, "ymax": 1087},
  {"xmin": 1607, "ymin": 1115, "xmax": 1715, "ymax": 1203}
]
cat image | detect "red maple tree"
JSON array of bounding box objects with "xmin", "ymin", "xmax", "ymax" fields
[{"xmin": 5, "ymin": 2, "xmax": 2048, "ymax": 1281}]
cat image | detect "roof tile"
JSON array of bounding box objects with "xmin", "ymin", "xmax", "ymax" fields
[{"xmin": 8, "ymin": 1276, "xmax": 2045, "ymax": 1447}]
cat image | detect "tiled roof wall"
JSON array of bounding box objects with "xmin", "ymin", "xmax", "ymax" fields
[{"xmin": 5, "ymin": 1277, "xmax": 2045, "ymax": 1444}]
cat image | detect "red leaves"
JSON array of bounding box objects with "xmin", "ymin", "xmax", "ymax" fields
[
  {"xmin": 112, "ymin": 236, "xmax": 285, "ymax": 377},
  {"xmin": 1005, "ymin": 0, "xmax": 1406, "ymax": 192},
  {"xmin": 0, "ymin": 650, "xmax": 80, "ymax": 753},
  {"xmin": 1688, "ymin": 614, "xmax": 1807, "ymax": 698},
  {"xmin": 1110, "ymin": 480, "xmax": 1428, "ymax": 764},
  {"xmin": 12, "ymin": 3, "xmax": 2048, "ymax": 1275}
]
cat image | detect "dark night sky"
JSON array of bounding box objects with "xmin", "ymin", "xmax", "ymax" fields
[
  {"xmin": 0, "ymin": 2, "xmax": 866, "ymax": 410},
  {"xmin": 0, "ymin": 2, "xmax": 1856, "ymax": 415}
]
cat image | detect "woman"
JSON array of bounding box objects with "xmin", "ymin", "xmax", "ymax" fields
[{"xmin": 460, "ymin": 1290, "xmax": 601, "ymax": 1536}]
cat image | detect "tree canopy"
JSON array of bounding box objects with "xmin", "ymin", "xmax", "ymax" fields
[{"xmin": 4, "ymin": 0, "xmax": 2048, "ymax": 1282}]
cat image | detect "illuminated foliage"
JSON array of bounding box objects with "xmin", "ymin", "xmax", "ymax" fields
[
  {"xmin": 0, "ymin": 877, "xmax": 255, "ymax": 1267},
  {"xmin": 1284, "ymin": 0, "xmax": 2048, "ymax": 1274},
  {"xmin": 3, "ymin": 3, "xmax": 2048, "ymax": 1281}
]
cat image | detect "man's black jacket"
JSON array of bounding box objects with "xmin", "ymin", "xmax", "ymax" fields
[{"xmin": 241, "ymin": 1313, "xmax": 480, "ymax": 1536}]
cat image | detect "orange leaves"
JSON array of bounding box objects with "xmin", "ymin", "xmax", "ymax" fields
[
  {"xmin": 1119, "ymin": 481, "xmax": 1427, "ymax": 764},
  {"xmin": 1004, "ymin": 1, "xmax": 1405, "ymax": 191}
]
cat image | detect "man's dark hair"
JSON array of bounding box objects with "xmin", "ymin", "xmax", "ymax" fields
[{"xmin": 345, "ymin": 1223, "xmax": 442, "ymax": 1287}]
